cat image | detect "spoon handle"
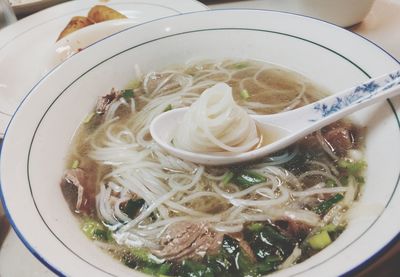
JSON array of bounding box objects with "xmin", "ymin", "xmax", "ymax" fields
[{"xmin": 258, "ymin": 69, "xmax": 400, "ymax": 134}]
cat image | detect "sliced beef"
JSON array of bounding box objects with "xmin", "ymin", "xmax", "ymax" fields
[
  {"xmin": 152, "ymin": 221, "xmax": 223, "ymax": 261},
  {"xmin": 323, "ymin": 126, "xmax": 354, "ymax": 155},
  {"xmin": 275, "ymin": 220, "xmax": 312, "ymax": 241},
  {"xmin": 298, "ymin": 121, "xmax": 358, "ymax": 157},
  {"xmin": 60, "ymin": 168, "xmax": 95, "ymax": 215},
  {"xmin": 96, "ymin": 88, "xmax": 121, "ymax": 114}
]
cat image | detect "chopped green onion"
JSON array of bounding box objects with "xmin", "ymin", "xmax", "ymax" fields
[
  {"xmin": 121, "ymin": 89, "xmax": 134, "ymax": 101},
  {"xmin": 232, "ymin": 170, "xmax": 266, "ymax": 187},
  {"xmin": 321, "ymin": 224, "xmax": 345, "ymax": 241},
  {"xmin": 81, "ymin": 218, "xmax": 110, "ymax": 241},
  {"xmin": 313, "ymin": 194, "xmax": 344, "ymax": 215},
  {"xmin": 321, "ymin": 223, "xmax": 338, "ymax": 233},
  {"xmin": 233, "ymin": 62, "xmax": 249, "ymax": 69},
  {"xmin": 247, "ymin": 222, "xmax": 264, "ymax": 232},
  {"xmin": 222, "ymin": 171, "xmax": 234, "ymax": 185},
  {"xmin": 83, "ymin": 112, "xmax": 95, "ymax": 124},
  {"xmin": 240, "ymin": 89, "xmax": 250, "ymax": 100},
  {"xmin": 308, "ymin": 230, "xmax": 332, "ymax": 250},
  {"xmin": 338, "ymin": 159, "xmax": 366, "ymax": 175},
  {"xmin": 325, "ymin": 179, "xmax": 336, "ymax": 187},
  {"xmin": 92, "ymin": 229, "xmax": 109, "ymax": 241},
  {"xmin": 71, "ymin": 160, "xmax": 80, "ymax": 169},
  {"xmin": 163, "ymin": 104, "xmax": 173, "ymax": 112}
]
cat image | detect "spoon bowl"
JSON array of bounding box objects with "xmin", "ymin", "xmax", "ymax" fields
[{"xmin": 150, "ymin": 69, "xmax": 400, "ymax": 165}]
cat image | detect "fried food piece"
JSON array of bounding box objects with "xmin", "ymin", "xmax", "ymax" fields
[
  {"xmin": 87, "ymin": 5, "xmax": 127, "ymax": 23},
  {"xmin": 57, "ymin": 16, "xmax": 94, "ymax": 41},
  {"xmin": 56, "ymin": 6, "xmax": 127, "ymax": 41}
]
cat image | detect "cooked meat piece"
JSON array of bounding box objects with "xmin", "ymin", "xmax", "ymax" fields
[
  {"xmin": 298, "ymin": 133, "xmax": 320, "ymax": 151},
  {"xmin": 152, "ymin": 221, "xmax": 223, "ymax": 261},
  {"xmin": 298, "ymin": 122, "xmax": 357, "ymax": 157},
  {"xmin": 96, "ymin": 88, "xmax": 121, "ymax": 114},
  {"xmin": 323, "ymin": 126, "xmax": 354, "ymax": 155},
  {"xmin": 60, "ymin": 168, "xmax": 95, "ymax": 215},
  {"xmin": 275, "ymin": 220, "xmax": 312, "ymax": 241}
]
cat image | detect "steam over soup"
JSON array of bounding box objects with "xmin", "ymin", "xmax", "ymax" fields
[{"xmin": 61, "ymin": 60, "xmax": 366, "ymax": 276}]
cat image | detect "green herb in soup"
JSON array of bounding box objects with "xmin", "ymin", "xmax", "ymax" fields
[{"xmin": 60, "ymin": 60, "xmax": 366, "ymax": 276}]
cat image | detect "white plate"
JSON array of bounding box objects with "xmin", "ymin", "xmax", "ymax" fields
[
  {"xmin": 0, "ymin": 0, "xmax": 207, "ymax": 137},
  {"xmin": 1, "ymin": 8, "xmax": 399, "ymax": 277}
]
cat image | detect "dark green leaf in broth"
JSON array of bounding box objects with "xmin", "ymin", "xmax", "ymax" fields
[
  {"xmin": 245, "ymin": 224, "xmax": 294, "ymax": 261},
  {"xmin": 121, "ymin": 199, "xmax": 145, "ymax": 219},
  {"xmin": 121, "ymin": 89, "xmax": 134, "ymax": 101},
  {"xmin": 313, "ymin": 194, "xmax": 344, "ymax": 215},
  {"xmin": 180, "ymin": 260, "xmax": 214, "ymax": 277}
]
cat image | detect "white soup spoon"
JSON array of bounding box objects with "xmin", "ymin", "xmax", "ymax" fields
[{"xmin": 150, "ymin": 70, "xmax": 400, "ymax": 165}]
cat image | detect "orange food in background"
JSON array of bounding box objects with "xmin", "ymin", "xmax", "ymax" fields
[{"xmin": 56, "ymin": 5, "xmax": 127, "ymax": 41}]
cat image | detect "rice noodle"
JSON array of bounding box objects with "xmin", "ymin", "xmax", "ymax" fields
[
  {"xmin": 172, "ymin": 83, "xmax": 260, "ymax": 153},
  {"xmin": 291, "ymin": 186, "xmax": 348, "ymax": 198},
  {"xmin": 279, "ymin": 245, "xmax": 302, "ymax": 269}
]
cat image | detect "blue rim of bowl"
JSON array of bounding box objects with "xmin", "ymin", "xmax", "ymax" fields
[{"xmin": 0, "ymin": 8, "xmax": 399, "ymax": 277}]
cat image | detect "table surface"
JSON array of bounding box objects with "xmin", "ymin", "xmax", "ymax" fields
[{"xmin": 0, "ymin": 0, "xmax": 399, "ymax": 276}]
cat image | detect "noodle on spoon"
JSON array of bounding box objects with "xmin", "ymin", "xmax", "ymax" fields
[{"xmin": 172, "ymin": 83, "xmax": 260, "ymax": 153}]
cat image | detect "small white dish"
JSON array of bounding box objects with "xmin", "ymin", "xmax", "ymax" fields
[
  {"xmin": 210, "ymin": 0, "xmax": 376, "ymax": 27},
  {"xmin": 0, "ymin": 0, "xmax": 207, "ymax": 137},
  {"xmin": 0, "ymin": 9, "xmax": 399, "ymax": 277},
  {"xmin": 292, "ymin": 0, "xmax": 376, "ymax": 27},
  {"xmin": 47, "ymin": 19, "xmax": 139, "ymax": 71}
]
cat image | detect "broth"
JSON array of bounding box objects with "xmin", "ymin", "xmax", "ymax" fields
[{"xmin": 61, "ymin": 60, "xmax": 366, "ymax": 276}]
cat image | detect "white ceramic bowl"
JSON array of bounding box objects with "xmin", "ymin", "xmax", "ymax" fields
[
  {"xmin": 0, "ymin": 9, "xmax": 399, "ymax": 277},
  {"xmin": 285, "ymin": 0, "xmax": 376, "ymax": 27},
  {"xmin": 211, "ymin": 0, "xmax": 376, "ymax": 27}
]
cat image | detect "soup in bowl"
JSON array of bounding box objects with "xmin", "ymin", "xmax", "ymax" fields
[{"xmin": 1, "ymin": 9, "xmax": 399, "ymax": 277}]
